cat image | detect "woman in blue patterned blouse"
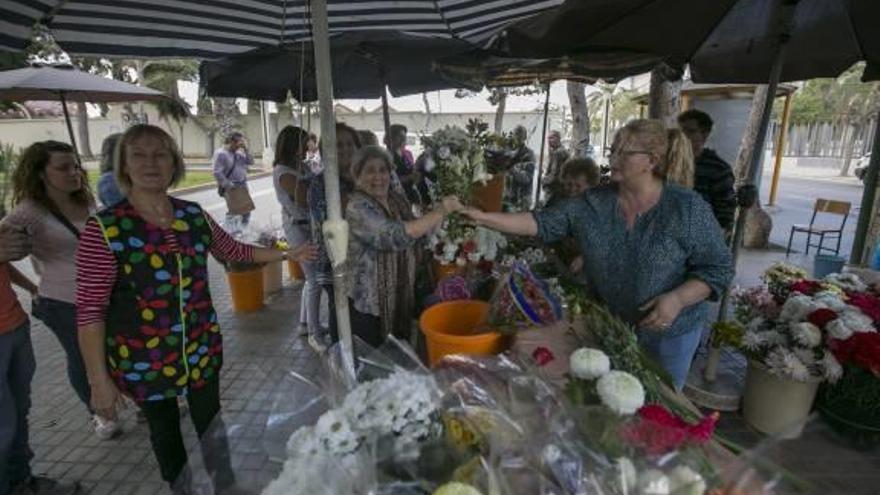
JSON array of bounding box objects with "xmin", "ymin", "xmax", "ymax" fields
[
  {"xmin": 346, "ymin": 146, "xmax": 461, "ymax": 346},
  {"xmin": 463, "ymin": 119, "xmax": 733, "ymax": 390}
]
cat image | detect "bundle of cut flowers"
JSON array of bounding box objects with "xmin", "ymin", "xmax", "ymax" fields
[
  {"xmin": 263, "ymin": 370, "xmax": 441, "ymax": 495},
  {"xmin": 429, "ymin": 222, "xmax": 507, "ymax": 269},
  {"xmin": 486, "ymin": 260, "xmax": 563, "ymax": 333},
  {"xmin": 421, "ymin": 125, "xmax": 492, "ymax": 201},
  {"xmin": 560, "ymin": 347, "xmax": 719, "ymax": 495},
  {"xmin": 465, "ymin": 118, "xmax": 521, "ymax": 175},
  {"xmin": 732, "ymin": 263, "xmax": 878, "ymax": 383}
]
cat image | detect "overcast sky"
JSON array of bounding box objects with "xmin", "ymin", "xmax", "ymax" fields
[{"xmin": 177, "ymin": 79, "xmax": 601, "ymax": 116}]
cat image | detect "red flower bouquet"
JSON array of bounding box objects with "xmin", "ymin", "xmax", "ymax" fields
[
  {"xmin": 846, "ymin": 292, "xmax": 880, "ymax": 325},
  {"xmin": 619, "ymin": 404, "xmax": 719, "ymax": 456},
  {"xmin": 790, "ymin": 279, "xmax": 823, "ymax": 296},
  {"xmin": 830, "ymin": 332, "xmax": 880, "ymax": 377}
]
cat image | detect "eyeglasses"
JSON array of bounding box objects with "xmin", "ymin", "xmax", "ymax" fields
[{"xmin": 606, "ymin": 146, "xmax": 653, "ymax": 158}]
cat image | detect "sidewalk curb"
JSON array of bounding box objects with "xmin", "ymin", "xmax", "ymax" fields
[{"xmin": 170, "ymin": 170, "xmax": 273, "ymax": 197}]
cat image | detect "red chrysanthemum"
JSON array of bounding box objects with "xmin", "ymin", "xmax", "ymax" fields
[
  {"xmin": 532, "ymin": 346, "xmax": 555, "ymax": 366},
  {"xmin": 461, "ymin": 240, "xmax": 478, "ymax": 254},
  {"xmin": 790, "ymin": 279, "xmax": 823, "ymax": 296},
  {"xmin": 619, "ymin": 404, "xmax": 719, "ymax": 456},
  {"xmin": 847, "ymin": 292, "xmax": 880, "ymax": 325},
  {"xmin": 807, "ymin": 308, "xmax": 839, "ymax": 328},
  {"xmin": 830, "ymin": 332, "xmax": 880, "ymax": 377}
]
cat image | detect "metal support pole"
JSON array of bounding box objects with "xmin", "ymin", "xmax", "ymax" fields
[
  {"xmin": 694, "ymin": 0, "xmax": 797, "ymax": 398},
  {"xmin": 768, "ymin": 92, "xmax": 793, "ymax": 206},
  {"xmin": 602, "ymin": 95, "xmax": 611, "ymax": 153},
  {"xmin": 59, "ymin": 92, "xmax": 82, "ymax": 165},
  {"xmin": 311, "ymin": 0, "xmax": 355, "ymax": 380},
  {"xmin": 850, "ymin": 114, "xmax": 880, "ymax": 265},
  {"xmin": 381, "ymin": 82, "xmax": 392, "ymax": 150},
  {"xmin": 534, "ymin": 85, "xmax": 551, "ymax": 207}
]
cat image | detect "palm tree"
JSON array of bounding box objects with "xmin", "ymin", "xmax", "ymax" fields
[{"xmin": 139, "ymin": 60, "xmax": 198, "ymax": 150}]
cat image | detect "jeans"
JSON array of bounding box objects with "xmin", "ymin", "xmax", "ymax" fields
[
  {"xmin": 285, "ymin": 222, "xmax": 322, "ymax": 337},
  {"xmin": 224, "ymin": 212, "xmax": 251, "ymax": 226},
  {"xmin": 0, "ymin": 321, "xmax": 36, "ymax": 494},
  {"xmin": 638, "ymin": 328, "xmax": 702, "ymax": 391},
  {"xmin": 31, "ymin": 298, "xmax": 92, "ymax": 413},
  {"xmin": 140, "ymin": 379, "xmax": 235, "ymax": 493}
]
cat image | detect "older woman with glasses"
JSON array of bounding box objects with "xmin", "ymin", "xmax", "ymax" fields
[
  {"xmin": 346, "ymin": 146, "xmax": 460, "ymax": 346},
  {"xmin": 462, "ymin": 119, "xmax": 733, "ymax": 390}
]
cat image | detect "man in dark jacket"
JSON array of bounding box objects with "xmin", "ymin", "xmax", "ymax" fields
[{"xmin": 678, "ymin": 109, "xmax": 737, "ymax": 233}]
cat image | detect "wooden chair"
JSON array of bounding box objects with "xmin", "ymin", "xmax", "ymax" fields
[{"xmin": 786, "ymin": 199, "xmax": 851, "ymax": 256}]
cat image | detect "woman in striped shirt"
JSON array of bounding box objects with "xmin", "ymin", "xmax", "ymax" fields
[{"xmin": 76, "ymin": 125, "xmax": 315, "ymax": 493}]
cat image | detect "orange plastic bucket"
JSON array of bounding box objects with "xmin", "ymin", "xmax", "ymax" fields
[
  {"xmin": 226, "ymin": 268, "xmax": 264, "ymax": 312},
  {"xmin": 263, "ymin": 260, "xmax": 283, "ymax": 294},
  {"xmin": 287, "ymin": 260, "xmax": 305, "ymax": 281},
  {"xmin": 419, "ymin": 300, "xmax": 507, "ymax": 366}
]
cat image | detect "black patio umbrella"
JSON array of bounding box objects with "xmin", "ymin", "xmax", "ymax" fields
[
  {"xmin": 199, "ymin": 31, "xmax": 474, "ymax": 102},
  {"xmin": 495, "ymin": 0, "xmax": 879, "ymax": 84},
  {"xmin": 0, "ymin": 65, "xmax": 166, "ymax": 162},
  {"xmin": 492, "ymin": 0, "xmax": 880, "ymax": 395}
]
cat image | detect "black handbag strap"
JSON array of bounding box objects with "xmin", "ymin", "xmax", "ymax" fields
[{"xmin": 46, "ymin": 205, "xmax": 81, "ymax": 239}]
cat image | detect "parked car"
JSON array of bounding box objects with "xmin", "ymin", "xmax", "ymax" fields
[{"xmin": 854, "ymin": 152, "xmax": 873, "ymax": 181}]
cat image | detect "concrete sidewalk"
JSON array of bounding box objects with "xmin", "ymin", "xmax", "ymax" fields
[{"xmin": 14, "ymin": 259, "xmax": 317, "ymax": 494}]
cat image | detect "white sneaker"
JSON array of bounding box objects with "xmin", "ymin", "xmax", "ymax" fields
[
  {"xmin": 308, "ymin": 333, "xmax": 327, "ymax": 354},
  {"xmin": 92, "ymin": 414, "xmax": 121, "ymax": 440}
]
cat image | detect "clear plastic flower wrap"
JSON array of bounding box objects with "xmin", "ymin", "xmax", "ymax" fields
[{"xmin": 170, "ymin": 334, "xmax": 839, "ymax": 495}]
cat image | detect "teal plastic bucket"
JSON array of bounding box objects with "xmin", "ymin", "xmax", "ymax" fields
[{"xmin": 813, "ymin": 254, "xmax": 846, "ymax": 279}]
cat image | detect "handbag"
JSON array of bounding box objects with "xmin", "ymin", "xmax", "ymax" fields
[{"xmin": 223, "ymin": 185, "xmax": 256, "ymax": 215}]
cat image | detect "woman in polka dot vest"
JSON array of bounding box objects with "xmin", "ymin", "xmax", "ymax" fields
[{"xmin": 76, "ymin": 125, "xmax": 316, "ymax": 493}]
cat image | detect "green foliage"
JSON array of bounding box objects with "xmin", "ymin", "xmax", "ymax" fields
[
  {"xmin": 0, "ymin": 143, "xmax": 19, "ymax": 217},
  {"xmin": 587, "ymin": 83, "xmax": 640, "ymax": 135},
  {"xmin": 788, "ymin": 63, "xmax": 880, "ymax": 124}
]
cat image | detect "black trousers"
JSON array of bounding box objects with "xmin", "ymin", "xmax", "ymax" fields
[
  {"xmin": 139, "ymin": 379, "xmax": 235, "ymax": 493},
  {"xmin": 349, "ymin": 299, "xmax": 384, "ymax": 348}
]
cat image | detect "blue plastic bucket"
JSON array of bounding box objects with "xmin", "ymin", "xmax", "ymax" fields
[{"xmin": 813, "ymin": 254, "xmax": 846, "ymax": 279}]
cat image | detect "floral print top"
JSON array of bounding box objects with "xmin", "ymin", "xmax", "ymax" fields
[
  {"xmin": 534, "ymin": 184, "xmax": 733, "ymax": 338},
  {"xmin": 345, "ymin": 191, "xmax": 416, "ymax": 317}
]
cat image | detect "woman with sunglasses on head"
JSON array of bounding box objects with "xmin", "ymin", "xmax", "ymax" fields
[{"xmin": 460, "ymin": 119, "xmax": 733, "ymax": 390}]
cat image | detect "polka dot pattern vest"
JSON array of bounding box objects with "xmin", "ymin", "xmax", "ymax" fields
[{"xmin": 95, "ymin": 198, "xmax": 221, "ymax": 403}]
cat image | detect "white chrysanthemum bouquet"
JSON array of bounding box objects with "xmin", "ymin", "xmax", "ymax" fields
[
  {"xmin": 265, "ymin": 370, "xmax": 441, "ymax": 495},
  {"xmin": 732, "ymin": 263, "xmax": 879, "ymax": 383}
]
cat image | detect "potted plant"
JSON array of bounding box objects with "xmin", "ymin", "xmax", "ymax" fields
[{"xmin": 732, "ymin": 264, "xmax": 869, "ymax": 438}]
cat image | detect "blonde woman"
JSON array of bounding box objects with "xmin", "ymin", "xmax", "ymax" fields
[
  {"xmin": 462, "ymin": 119, "xmax": 733, "ymax": 390},
  {"xmin": 664, "ymin": 128, "xmax": 695, "ymax": 188}
]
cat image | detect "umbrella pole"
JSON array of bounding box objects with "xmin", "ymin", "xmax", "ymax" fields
[
  {"xmin": 381, "ymin": 84, "xmax": 392, "ymax": 151},
  {"xmin": 60, "ymin": 92, "xmax": 82, "ymax": 165},
  {"xmin": 850, "ymin": 113, "xmax": 880, "ymax": 265},
  {"xmin": 686, "ymin": 0, "xmax": 797, "ymax": 409},
  {"xmin": 311, "ymin": 0, "xmax": 356, "ymax": 382},
  {"xmin": 534, "ymin": 84, "xmax": 551, "ymax": 208}
]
